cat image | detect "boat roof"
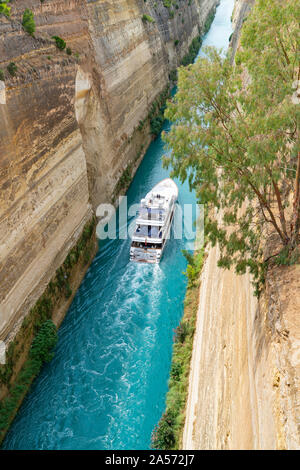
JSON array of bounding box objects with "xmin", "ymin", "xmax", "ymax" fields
[{"xmin": 141, "ymin": 178, "xmax": 178, "ymax": 211}]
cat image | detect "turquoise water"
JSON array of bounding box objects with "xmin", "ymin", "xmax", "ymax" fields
[{"xmin": 3, "ymin": 0, "xmax": 234, "ymax": 450}]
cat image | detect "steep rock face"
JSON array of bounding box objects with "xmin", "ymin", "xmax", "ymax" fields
[
  {"xmin": 183, "ymin": 244, "xmax": 300, "ymax": 450},
  {"xmin": 0, "ymin": 0, "xmax": 218, "ymax": 344},
  {"xmin": 183, "ymin": 1, "xmax": 300, "ymax": 450},
  {"xmin": 81, "ymin": 0, "xmax": 219, "ymax": 208},
  {"xmin": 229, "ymin": 0, "xmax": 254, "ymax": 60},
  {"xmin": 0, "ymin": 0, "xmax": 93, "ymax": 343}
]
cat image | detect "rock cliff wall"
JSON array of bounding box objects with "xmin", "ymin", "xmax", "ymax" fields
[
  {"xmin": 183, "ymin": 1, "xmax": 300, "ymax": 449},
  {"xmin": 0, "ymin": 0, "xmax": 218, "ymax": 347},
  {"xmin": 229, "ymin": 0, "xmax": 254, "ymax": 60},
  {"xmin": 0, "ymin": 0, "xmax": 93, "ymax": 345},
  {"xmin": 81, "ymin": 0, "xmax": 219, "ymax": 208},
  {"xmin": 183, "ymin": 243, "xmax": 300, "ymax": 449}
]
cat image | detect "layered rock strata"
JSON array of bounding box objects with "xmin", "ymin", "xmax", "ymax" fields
[{"xmin": 0, "ymin": 0, "xmax": 218, "ymax": 366}]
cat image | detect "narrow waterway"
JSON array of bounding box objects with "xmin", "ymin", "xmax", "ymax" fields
[{"xmin": 3, "ymin": 0, "xmax": 234, "ymax": 450}]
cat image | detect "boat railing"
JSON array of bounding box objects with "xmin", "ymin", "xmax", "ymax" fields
[
  {"xmin": 138, "ymin": 209, "xmax": 165, "ymax": 221},
  {"xmin": 133, "ymin": 228, "xmax": 163, "ymax": 239}
]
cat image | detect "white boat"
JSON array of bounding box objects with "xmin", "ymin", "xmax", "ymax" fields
[{"xmin": 130, "ymin": 178, "xmax": 178, "ymax": 263}]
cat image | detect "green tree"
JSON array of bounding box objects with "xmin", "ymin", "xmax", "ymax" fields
[
  {"xmin": 0, "ymin": 1, "xmax": 11, "ymax": 17},
  {"xmin": 7, "ymin": 62, "xmax": 17, "ymax": 76},
  {"xmin": 52, "ymin": 36, "xmax": 66, "ymax": 50},
  {"xmin": 151, "ymin": 410, "xmax": 175, "ymax": 449},
  {"xmin": 142, "ymin": 14, "xmax": 155, "ymax": 23},
  {"xmin": 22, "ymin": 9, "xmax": 36, "ymax": 35},
  {"xmin": 30, "ymin": 320, "xmax": 58, "ymax": 363},
  {"xmin": 163, "ymin": 0, "xmax": 299, "ymax": 288}
]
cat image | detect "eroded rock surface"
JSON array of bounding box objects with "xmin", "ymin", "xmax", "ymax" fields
[{"xmin": 0, "ymin": 0, "xmax": 218, "ymax": 343}]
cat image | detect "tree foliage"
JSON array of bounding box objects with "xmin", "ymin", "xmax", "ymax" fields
[
  {"xmin": 152, "ymin": 409, "xmax": 176, "ymax": 450},
  {"xmin": 52, "ymin": 35, "xmax": 66, "ymax": 50},
  {"xmin": 22, "ymin": 8, "xmax": 36, "ymax": 36},
  {"xmin": 163, "ymin": 0, "xmax": 300, "ymax": 289},
  {"xmin": 0, "ymin": 1, "xmax": 11, "ymax": 17},
  {"xmin": 0, "ymin": 321, "xmax": 57, "ymax": 438},
  {"xmin": 30, "ymin": 320, "xmax": 58, "ymax": 363},
  {"xmin": 7, "ymin": 62, "xmax": 17, "ymax": 76}
]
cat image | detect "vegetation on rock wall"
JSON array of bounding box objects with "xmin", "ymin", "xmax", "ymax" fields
[
  {"xmin": 52, "ymin": 35, "xmax": 66, "ymax": 50},
  {"xmin": 0, "ymin": 320, "xmax": 57, "ymax": 442},
  {"xmin": 142, "ymin": 4, "xmax": 218, "ymax": 138},
  {"xmin": 163, "ymin": 0, "xmax": 300, "ymax": 295},
  {"xmin": 203, "ymin": 3, "xmax": 218, "ymax": 34},
  {"xmin": 112, "ymin": 144, "xmax": 145, "ymax": 201},
  {"xmin": 0, "ymin": 1, "xmax": 10, "ymax": 17},
  {"xmin": 7, "ymin": 62, "xmax": 17, "ymax": 76},
  {"xmin": 151, "ymin": 249, "xmax": 205, "ymax": 450},
  {"xmin": 181, "ymin": 35, "xmax": 203, "ymax": 66},
  {"xmin": 0, "ymin": 217, "xmax": 97, "ymax": 444},
  {"xmin": 112, "ymin": 85, "xmax": 171, "ymax": 200},
  {"xmin": 114, "ymin": 2, "xmax": 218, "ymax": 202},
  {"xmin": 113, "ymin": 164, "xmax": 134, "ymax": 198},
  {"xmin": 180, "ymin": 4, "xmax": 217, "ymax": 67},
  {"xmin": 22, "ymin": 9, "xmax": 35, "ymax": 36},
  {"xmin": 149, "ymin": 86, "xmax": 171, "ymax": 137},
  {"xmin": 142, "ymin": 14, "xmax": 155, "ymax": 23}
]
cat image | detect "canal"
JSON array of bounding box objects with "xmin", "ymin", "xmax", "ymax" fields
[{"xmin": 3, "ymin": 0, "xmax": 234, "ymax": 450}]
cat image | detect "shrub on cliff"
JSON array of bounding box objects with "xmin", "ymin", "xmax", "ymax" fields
[
  {"xmin": 182, "ymin": 249, "xmax": 204, "ymax": 288},
  {"xmin": 203, "ymin": 5, "xmax": 217, "ymax": 34},
  {"xmin": 142, "ymin": 14, "xmax": 155, "ymax": 23},
  {"xmin": 169, "ymin": 69, "xmax": 178, "ymax": 83},
  {"xmin": 0, "ymin": 321, "xmax": 57, "ymax": 438},
  {"xmin": 22, "ymin": 9, "xmax": 36, "ymax": 36},
  {"xmin": 174, "ymin": 321, "xmax": 190, "ymax": 344},
  {"xmin": 52, "ymin": 36, "xmax": 66, "ymax": 50},
  {"xmin": 151, "ymin": 249, "xmax": 204, "ymax": 450},
  {"xmin": 0, "ymin": 1, "xmax": 11, "ymax": 17},
  {"xmin": 7, "ymin": 62, "xmax": 17, "ymax": 76},
  {"xmin": 152, "ymin": 410, "xmax": 176, "ymax": 450},
  {"xmin": 0, "ymin": 218, "xmax": 96, "ymax": 442},
  {"xmin": 30, "ymin": 320, "xmax": 58, "ymax": 363},
  {"xmin": 150, "ymin": 114, "xmax": 164, "ymax": 136},
  {"xmin": 0, "ymin": 69, "xmax": 4, "ymax": 81},
  {"xmin": 181, "ymin": 36, "xmax": 202, "ymax": 66}
]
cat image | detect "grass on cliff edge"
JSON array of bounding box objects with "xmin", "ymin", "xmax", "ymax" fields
[{"xmin": 151, "ymin": 248, "xmax": 205, "ymax": 450}]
